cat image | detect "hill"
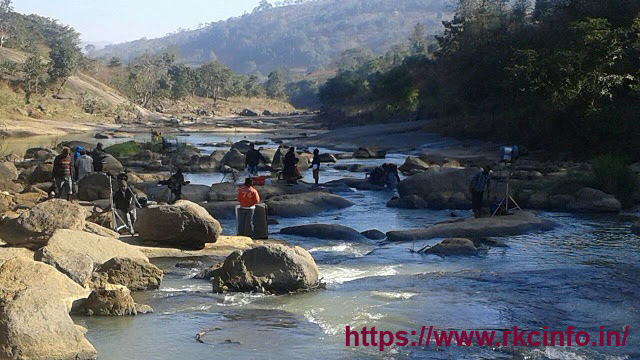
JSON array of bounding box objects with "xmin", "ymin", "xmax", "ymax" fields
[{"xmin": 91, "ymin": 0, "xmax": 451, "ymax": 74}]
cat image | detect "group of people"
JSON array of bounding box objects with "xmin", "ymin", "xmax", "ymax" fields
[
  {"xmin": 52, "ymin": 143, "xmax": 107, "ymax": 200},
  {"xmin": 244, "ymin": 143, "xmax": 323, "ymax": 186}
]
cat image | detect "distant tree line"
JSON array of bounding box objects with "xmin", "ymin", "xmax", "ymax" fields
[
  {"xmin": 103, "ymin": 53, "xmax": 288, "ymax": 108},
  {"xmin": 320, "ymin": 0, "xmax": 640, "ymax": 160}
]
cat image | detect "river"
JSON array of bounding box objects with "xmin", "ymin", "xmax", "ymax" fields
[{"xmin": 44, "ymin": 131, "xmax": 639, "ymax": 360}]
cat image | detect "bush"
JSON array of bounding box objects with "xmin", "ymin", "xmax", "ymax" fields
[
  {"xmin": 105, "ymin": 141, "xmax": 142, "ymax": 158},
  {"xmin": 589, "ymin": 154, "xmax": 638, "ymax": 206}
]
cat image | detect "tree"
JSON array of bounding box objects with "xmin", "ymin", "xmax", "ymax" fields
[
  {"xmin": 0, "ymin": 0, "xmax": 14, "ymax": 48},
  {"xmin": 127, "ymin": 53, "xmax": 172, "ymax": 107},
  {"xmin": 198, "ymin": 61, "xmax": 233, "ymax": 105},
  {"xmin": 22, "ymin": 53, "xmax": 49, "ymax": 104},
  {"xmin": 265, "ymin": 70, "xmax": 285, "ymax": 99},
  {"xmin": 408, "ymin": 23, "xmax": 428, "ymax": 55},
  {"xmin": 108, "ymin": 57, "xmax": 122, "ymax": 67},
  {"xmin": 84, "ymin": 44, "xmax": 96, "ymax": 54},
  {"xmin": 336, "ymin": 48, "xmax": 374, "ymax": 71},
  {"xmin": 168, "ymin": 64, "xmax": 196, "ymax": 100},
  {"xmin": 244, "ymin": 74, "xmax": 265, "ymax": 97},
  {"xmin": 47, "ymin": 27, "xmax": 81, "ymax": 94}
]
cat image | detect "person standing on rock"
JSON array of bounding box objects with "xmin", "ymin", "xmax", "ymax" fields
[
  {"xmin": 245, "ymin": 143, "xmax": 267, "ymax": 176},
  {"xmin": 91, "ymin": 143, "xmax": 106, "ymax": 172},
  {"xmin": 75, "ymin": 150, "xmax": 93, "ymax": 180},
  {"xmin": 159, "ymin": 168, "xmax": 190, "ymax": 204},
  {"xmin": 470, "ymin": 165, "xmax": 492, "ymax": 217},
  {"xmin": 311, "ymin": 148, "xmax": 321, "ymax": 186},
  {"xmin": 283, "ymin": 147, "xmax": 302, "ymax": 185},
  {"xmin": 52, "ymin": 147, "xmax": 73, "ymax": 201},
  {"xmin": 113, "ymin": 173, "xmax": 141, "ymax": 235},
  {"xmin": 237, "ymin": 178, "xmax": 261, "ymax": 237}
]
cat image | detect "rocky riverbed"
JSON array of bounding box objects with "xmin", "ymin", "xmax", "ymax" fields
[{"xmin": 0, "ymin": 116, "xmax": 639, "ymax": 359}]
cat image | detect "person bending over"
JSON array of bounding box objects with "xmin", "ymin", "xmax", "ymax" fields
[{"xmin": 159, "ymin": 169, "xmax": 190, "ymax": 204}]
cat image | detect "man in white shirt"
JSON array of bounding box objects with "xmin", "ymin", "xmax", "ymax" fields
[{"xmin": 75, "ymin": 150, "xmax": 94, "ymax": 180}]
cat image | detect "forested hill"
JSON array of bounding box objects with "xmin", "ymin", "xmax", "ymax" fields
[{"xmin": 91, "ymin": 0, "xmax": 450, "ymax": 73}]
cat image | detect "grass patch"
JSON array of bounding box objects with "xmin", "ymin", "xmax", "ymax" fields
[{"xmin": 105, "ymin": 141, "xmax": 142, "ymax": 157}]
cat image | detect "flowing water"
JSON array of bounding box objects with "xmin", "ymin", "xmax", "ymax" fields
[{"xmin": 69, "ymin": 133, "xmax": 640, "ymax": 360}]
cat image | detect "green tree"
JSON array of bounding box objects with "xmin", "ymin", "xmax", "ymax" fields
[
  {"xmin": 265, "ymin": 70, "xmax": 286, "ymax": 99},
  {"xmin": 198, "ymin": 61, "xmax": 233, "ymax": 105},
  {"xmin": 47, "ymin": 27, "xmax": 81, "ymax": 94},
  {"xmin": 127, "ymin": 53, "xmax": 173, "ymax": 107},
  {"xmin": 108, "ymin": 56, "xmax": 122, "ymax": 67},
  {"xmin": 168, "ymin": 63, "xmax": 196, "ymax": 100},
  {"xmin": 22, "ymin": 53, "xmax": 49, "ymax": 104}
]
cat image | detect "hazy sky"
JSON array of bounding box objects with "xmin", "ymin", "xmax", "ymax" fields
[{"xmin": 13, "ymin": 0, "xmax": 262, "ymax": 44}]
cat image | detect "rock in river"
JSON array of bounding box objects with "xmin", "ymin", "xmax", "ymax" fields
[
  {"xmin": 567, "ymin": 187, "xmax": 621, "ymax": 213},
  {"xmin": 422, "ymin": 238, "xmax": 479, "ymax": 256},
  {"xmin": 280, "ymin": 224, "xmax": 366, "ymax": 241},
  {"xmin": 387, "ymin": 211, "xmax": 556, "ymax": 242},
  {"xmin": 632, "ymin": 220, "xmax": 640, "ymax": 236},
  {"xmin": 91, "ymin": 257, "xmax": 162, "ymax": 291},
  {"xmin": 79, "ymin": 286, "xmax": 137, "ymax": 316},
  {"xmin": 0, "ymin": 199, "xmax": 87, "ymax": 250},
  {"xmin": 265, "ymin": 192, "xmax": 353, "ymax": 217},
  {"xmin": 135, "ymin": 200, "xmax": 222, "ymax": 249},
  {"xmin": 35, "ymin": 229, "xmax": 150, "ymax": 286},
  {"xmin": 210, "ymin": 244, "xmax": 320, "ymax": 294},
  {"xmin": 0, "ymin": 258, "xmax": 96, "ymax": 360}
]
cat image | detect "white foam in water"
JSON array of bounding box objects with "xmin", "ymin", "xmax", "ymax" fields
[
  {"xmin": 370, "ymin": 291, "xmax": 419, "ymax": 301},
  {"xmin": 304, "ymin": 309, "xmax": 344, "ymax": 335},
  {"xmin": 308, "ymin": 243, "xmax": 369, "ymax": 257},
  {"xmin": 218, "ymin": 293, "xmax": 266, "ymax": 307},
  {"xmin": 159, "ymin": 284, "xmax": 210, "ymax": 293},
  {"xmin": 319, "ymin": 265, "xmax": 399, "ymax": 285}
]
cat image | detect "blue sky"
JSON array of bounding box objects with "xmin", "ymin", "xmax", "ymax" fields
[{"xmin": 13, "ymin": 0, "xmax": 262, "ymax": 44}]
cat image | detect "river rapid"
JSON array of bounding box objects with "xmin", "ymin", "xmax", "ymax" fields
[{"xmin": 63, "ymin": 132, "xmax": 639, "ymax": 360}]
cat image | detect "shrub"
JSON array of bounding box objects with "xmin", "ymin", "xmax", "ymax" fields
[{"xmin": 589, "ymin": 154, "xmax": 638, "ymax": 206}]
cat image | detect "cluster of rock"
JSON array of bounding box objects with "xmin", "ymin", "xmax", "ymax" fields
[
  {"xmin": 381, "ymin": 163, "xmax": 624, "ymax": 213},
  {"xmin": 0, "ymin": 198, "xmax": 164, "ymax": 359}
]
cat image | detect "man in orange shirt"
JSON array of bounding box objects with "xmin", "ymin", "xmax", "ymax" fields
[{"xmin": 237, "ymin": 178, "xmax": 261, "ymax": 237}]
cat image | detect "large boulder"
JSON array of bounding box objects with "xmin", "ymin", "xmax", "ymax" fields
[
  {"xmin": 265, "ymin": 192, "xmax": 353, "ymax": 217},
  {"xmin": 200, "ymin": 201, "xmax": 239, "ymax": 220},
  {"xmin": 0, "ymin": 246, "xmax": 34, "ymax": 266},
  {"xmin": 361, "ymin": 229, "xmax": 386, "ymax": 240},
  {"xmin": 210, "ymin": 244, "xmax": 320, "ymax": 294},
  {"xmin": 423, "ymin": 238, "xmax": 479, "ymax": 256},
  {"xmin": 0, "ymin": 258, "xmax": 96, "ymax": 360},
  {"xmin": 567, "ymin": 188, "xmax": 622, "ymax": 213},
  {"xmin": 387, "ymin": 195, "xmax": 428, "ymax": 209},
  {"xmin": 135, "ymin": 200, "xmax": 222, "ymax": 249},
  {"xmin": 91, "ymin": 257, "xmax": 162, "ymax": 291},
  {"xmin": 209, "ymin": 182, "xmax": 239, "ymax": 202},
  {"xmin": 101, "ymin": 154, "xmax": 124, "ymax": 172},
  {"xmin": 387, "ymin": 212, "xmax": 556, "ymax": 242},
  {"xmin": 0, "ymin": 199, "xmax": 87, "ymax": 250},
  {"xmin": 220, "ymin": 147, "xmax": 246, "ymax": 171},
  {"xmin": 24, "ymin": 147, "xmax": 56, "ymax": 161},
  {"xmin": 26, "ymin": 163, "xmax": 54, "ymax": 184},
  {"xmin": 35, "ymin": 229, "xmax": 149, "ymax": 286},
  {"xmin": 399, "ymin": 156, "xmax": 430, "ymax": 175},
  {"xmin": 79, "ymin": 286, "xmax": 136, "ymax": 316},
  {"xmin": 0, "ymin": 162, "xmax": 18, "ymax": 181},
  {"xmin": 353, "ymin": 146, "xmax": 386, "ymax": 159},
  {"xmin": 318, "ymin": 153, "xmax": 337, "ymax": 163},
  {"xmin": 398, "ymin": 167, "xmax": 479, "ymax": 209},
  {"xmin": 279, "ymin": 224, "xmax": 366, "ymax": 241},
  {"xmin": 240, "ymin": 109, "xmax": 259, "ymax": 117},
  {"xmin": 144, "ymin": 183, "xmax": 209, "ymax": 203},
  {"xmin": 77, "ymin": 172, "xmax": 114, "ymax": 201}
]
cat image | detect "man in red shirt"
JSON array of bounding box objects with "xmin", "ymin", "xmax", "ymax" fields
[
  {"xmin": 52, "ymin": 147, "xmax": 73, "ymax": 201},
  {"xmin": 236, "ymin": 178, "xmax": 261, "ymax": 237}
]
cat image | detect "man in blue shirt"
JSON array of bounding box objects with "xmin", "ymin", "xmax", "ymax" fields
[{"xmin": 469, "ymin": 166, "xmax": 492, "ymax": 217}]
